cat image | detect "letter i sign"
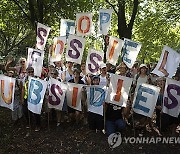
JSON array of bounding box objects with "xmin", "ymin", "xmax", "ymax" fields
[{"xmin": 114, "ymin": 79, "xmax": 123, "ymax": 102}]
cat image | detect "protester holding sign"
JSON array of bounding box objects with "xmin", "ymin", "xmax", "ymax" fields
[
  {"xmin": 21, "ymin": 67, "xmax": 41, "ymax": 131},
  {"xmin": 131, "ymin": 64, "xmax": 152, "ymax": 130},
  {"xmin": 161, "ymin": 77, "xmax": 180, "ymax": 135},
  {"xmin": 105, "ymin": 103, "xmax": 126, "ymax": 136},
  {"xmin": 6, "ymin": 70, "xmax": 23, "ymax": 124},
  {"xmin": 50, "ymin": 69, "xmax": 64, "ymax": 127},
  {"xmin": 155, "ymin": 77, "xmax": 166, "ymax": 134},
  {"xmin": 87, "ymin": 75, "xmax": 104, "ymax": 132},
  {"xmin": 68, "ymin": 69, "xmax": 85, "ymax": 124},
  {"xmin": 115, "ymin": 62, "xmax": 133, "ymax": 125}
]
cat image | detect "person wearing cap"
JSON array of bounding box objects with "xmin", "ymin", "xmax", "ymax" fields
[
  {"xmin": 105, "ymin": 62, "xmax": 128, "ymax": 136},
  {"xmin": 131, "ymin": 64, "xmax": 152, "ymax": 130},
  {"xmin": 99, "ymin": 63, "xmax": 110, "ymax": 86},
  {"xmin": 88, "ymin": 75, "xmax": 104, "ymax": 132},
  {"xmin": 62, "ymin": 61, "xmax": 74, "ymax": 82},
  {"xmin": 115, "ymin": 62, "xmax": 132, "ymax": 125}
]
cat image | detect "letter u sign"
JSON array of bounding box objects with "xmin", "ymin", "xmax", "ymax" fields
[{"xmin": 1, "ymin": 80, "xmax": 13, "ymax": 104}]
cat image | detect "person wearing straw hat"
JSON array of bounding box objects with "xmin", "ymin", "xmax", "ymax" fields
[{"xmin": 115, "ymin": 62, "xmax": 128, "ymax": 76}]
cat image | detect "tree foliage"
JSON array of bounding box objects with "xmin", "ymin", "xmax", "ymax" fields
[{"xmin": 0, "ymin": 0, "xmax": 179, "ymax": 63}]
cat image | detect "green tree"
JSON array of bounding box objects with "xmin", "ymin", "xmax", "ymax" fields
[{"xmin": 105, "ymin": 0, "xmax": 139, "ymax": 39}]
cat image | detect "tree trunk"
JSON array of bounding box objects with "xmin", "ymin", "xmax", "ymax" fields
[{"xmin": 106, "ymin": 0, "xmax": 139, "ymax": 39}]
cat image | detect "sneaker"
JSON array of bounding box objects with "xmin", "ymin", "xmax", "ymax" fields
[
  {"xmin": 35, "ymin": 127, "xmax": 40, "ymax": 132},
  {"xmin": 26, "ymin": 125, "xmax": 30, "ymax": 129},
  {"xmin": 57, "ymin": 123, "xmax": 61, "ymax": 127}
]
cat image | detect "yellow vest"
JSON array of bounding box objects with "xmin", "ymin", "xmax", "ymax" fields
[{"xmin": 24, "ymin": 81, "xmax": 28, "ymax": 99}]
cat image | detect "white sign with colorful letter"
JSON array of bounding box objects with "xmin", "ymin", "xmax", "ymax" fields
[
  {"xmin": 122, "ymin": 38, "xmax": 142, "ymax": 68},
  {"xmin": 50, "ymin": 36, "xmax": 66, "ymax": 62},
  {"xmin": 27, "ymin": 48, "xmax": 44, "ymax": 77},
  {"xmin": 66, "ymin": 83, "xmax": 83, "ymax": 111},
  {"xmin": 0, "ymin": 75, "xmax": 15, "ymax": 111},
  {"xmin": 60, "ymin": 19, "xmax": 75, "ymax": 37},
  {"xmin": 86, "ymin": 85, "xmax": 106, "ymax": 116},
  {"xmin": 66, "ymin": 35, "xmax": 85, "ymax": 64},
  {"xmin": 27, "ymin": 77, "xmax": 47, "ymax": 114},
  {"xmin": 98, "ymin": 9, "xmax": 113, "ymax": 35},
  {"xmin": 151, "ymin": 46, "xmax": 180, "ymax": 78},
  {"xmin": 86, "ymin": 48, "xmax": 104, "ymax": 75},
  {"xmin": 106, "ymin": 36, "xmax": 124, "ymax": 65},
  {"xmin": 162, "ymin": 78, "xmax": 180, "ymax": 117},
  {"xmin": 132, "ymin": 83, "xmax": 160, "ymax": 118},
  {"xmin": 106, "ymin": 74, "xmax": 132, "ymax": 107},
  {"xmin": 48, "ymin": 78, "xmax": 67, "ymax": 110},
  {"xmin": 76, "ymin": 12, "xmax": 93, "ymax": 36},
  {"xmin": 36, "ymin": 22, "xmax": 51, "ymax": 50}
]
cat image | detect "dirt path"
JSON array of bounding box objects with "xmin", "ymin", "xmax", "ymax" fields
[{"xmin": 0, "ymin": 108, "xmax": 179, "ymax": 154}]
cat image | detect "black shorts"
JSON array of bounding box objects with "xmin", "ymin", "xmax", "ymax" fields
[
  {"xmin": 68, "ymin": 106, "xmax": 78, "ymax": 113},
  {"xmin": 88, "ymin": 112, "xmax": 103, "ymax": 130},
  {"xmin": 161, "ymin": 113, "xmax": 180, "ymax": 126}
]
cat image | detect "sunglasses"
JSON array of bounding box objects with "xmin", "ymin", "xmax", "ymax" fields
[
  {"xmin": 51, "ymin": 73, "xmax": 58, "ymax": 75},
  {"xmin": 28, "ymin": 71, "xmax": 34, "ymax": 73}
]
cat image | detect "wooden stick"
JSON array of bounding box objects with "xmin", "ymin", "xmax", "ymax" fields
[
  {"xmin": 160, "ymin": 113, "xmax": 162, "ymax": 132},
  {"xmin": 103, "ymin": 104, "xmax": 106, "ymax": 134},
  {"xmin": 132, "ymin": 113, "xmax": 136, "ymax": 137},
  {"xmin": 28, "ymin": 109, "xmax": 31, "ymax": 131},
  {"xmin": 48, "ymin": 111, "xmax": 50, "ymax": 131}
]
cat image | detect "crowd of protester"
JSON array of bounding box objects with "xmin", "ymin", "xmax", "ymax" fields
[{"xmin": 0, "ymin": 56, "xmax": 180, "ymax": 136}]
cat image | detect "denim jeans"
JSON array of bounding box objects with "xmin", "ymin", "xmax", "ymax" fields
[{"xmin": 106, "ymin": 119, "xmax": 126, "ymax": 136}]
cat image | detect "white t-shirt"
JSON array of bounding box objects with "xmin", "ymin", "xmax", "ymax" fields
[
  {"xmin": 133, "ymin": 75, "xmax": 149, "ymax": 92},
  {"xmin": 99, "ymin": 75, "xmax": 107, "ymax": 86},
  {"xmin": 64, "ymin": 69, "xmax": 73, "ymax": 82}
]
